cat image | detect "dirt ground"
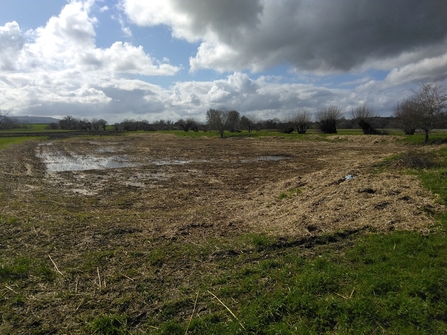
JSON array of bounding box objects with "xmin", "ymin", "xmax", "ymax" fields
[
  {"xmin": 0, "ymin": 133, "xmax": 442, "ymax": 333},
  {"xmin": 1, "ymin": 133, "xmax": 439, "ymax": 238}
]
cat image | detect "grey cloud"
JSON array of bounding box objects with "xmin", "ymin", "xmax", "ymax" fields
[
  {"xmin": 79, "ymin": 52, "xmax": 103, "ymax": 69},
  {"xmin": 62, "ymin": 16, "xmax": 95, "ymax": 45},
  {"xmin": 21, "ymin": 87, "xmax": 166, "ymax": 121},
  {"xmin": 22, "ymin": 102, "xmax": 96, "ymax": 119},
  {"xmin": 176, "ymin": 0, "xmax": 447, "ymax": 72},
  {"xmin": 101, "ymin": 87, "xmax": 165, "ymax": 114},
  {"xmin": 173, "ymin": 0, "xmax": 263, "ymax": 40}
]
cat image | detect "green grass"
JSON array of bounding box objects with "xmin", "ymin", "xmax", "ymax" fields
[
  {"xmin": 161, "ymin": 128, "xmax": 367, "ymax": 139},
  {"xmin": 278, "ymin": 187, "xmax": 302, "ymax": 199},
  {"xmin": 162, "ymin": 128, "xmax": 446, "ymax": 141},
  {"xmin": 402, "ymin": 131, "xmax": 447, "ymax": 145},
  {"xmin": 0, "ymin": 136, "xmax": 47, "ymax": 149},
  {"xmin": 0, "ymin": 124, "xmax": 53, "ymax": 132},
  {"xmin": 24, "ymin": 124, "xmax": 48, "ymax": 131},
  {"xmin": 0, "ymin": 257, "xmax": 55, "ymax": 282},
  {"xmin": 0, "ymin": 123, "xmax": 111, "ymax": 133},
  {"xmin": 89, "ymin": 314, "xmax": 128, "ymax": 334},
  {"xmin": 145, "ymin": 230, "xmax": 447, "ymax": 334}
]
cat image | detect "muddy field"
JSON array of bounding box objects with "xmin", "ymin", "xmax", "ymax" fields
[
  {"xmin": 0, "ymin": 133, "xmax": 442, "ymax": 333},
  {"xmin": 2, "ymin": 133, "xmax": 438, "ymax": 237}
]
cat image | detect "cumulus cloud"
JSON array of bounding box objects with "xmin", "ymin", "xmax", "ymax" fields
[
  {"xmin": 166, "ymin": 72, "xmax": 358, "ymax": 121},
  {"xmin": 123, "ymin": 0, "xmax": 447, "ymax": 75},
  {"xmin": 0, "ymin": 0, "xmax": 179, "ymax": 119},
  {"xmin": 384, "ymin": 54, "xmax": 447, "ymax": 85},
  {"xmin": 0, "ymin": 21, "xmax": 25, "ymax": 71},
  {"xmin": 2, "ymin": 0, "xmax": 447, "ymax": 123},
  {"xmin": 121, "ymin": 0, "xmax": 262, "ymax": 42}
]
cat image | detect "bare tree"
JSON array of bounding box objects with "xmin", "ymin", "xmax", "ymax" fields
[
  {"xmin": 240, "ymin": 115, "xmax": 253, "ymax": 132},
  {"xmin": 351, "ymin": 104, "xmax": 377, "ymax": 134},
  {"xmin": 97, "ymin": 119, "xmax": 108, "ymax": 131},
  {"xmin": 394, "ymin": 82, "xmax": 447, "ymax": 142},
  {"xmin": 226, "ymin": 110, "xmax": 241, "ymax": 131},
  {"xmin": 290, "ymin": 110, "xmax": 312, "ymax": 134},
  {"xmin": 157, "ymin": 119, "xmax": 175, "ymax": 131},
  {"xmin": 206, "ymin": 107, "xmax": 233, "ymax": 138},
  {"xmin": 46, "ymin": 122, "xmax": 60, "ymax": 130},
  {"xmin": 0, "ymin": 110, "xmax": 10, "ymax": 129},
  {"xmin": 0, "ymin": 110, "xmax": 21, "ymax": 130},
  {"xmin": 279, "ymin": 118, "xmax": 295, "ymax": 133},
  {"xmin": 91, "ymin": 118, "xmax": 99, "ymax": 131},
  {"xmin": 176, "ymin": 119, "xmax": 189, "ymax": 132},
  {"xmin": 59, "ymin": 115, "xmax": 78, "ymax": 130},
  {"xmin": 176, "ymin": 118, "xmax": 200, "ymax": 132},
  {"xmin": 316, "ymin": 106, "xmax": 342, "ymax": 133},
  {"xmin": 189, "ymin": 118, "xmax": 199, "ymax": 132},
  {"xmin": 77, "ymin": 118, "xmax": 91, "ymax": 131},
  {"xmin": 240, "ymin": 114, "xmax": 261, "ymax": 132},
  {"xmin": 394, "ymin": 100, "xmax": 417, "ymax": 135}
]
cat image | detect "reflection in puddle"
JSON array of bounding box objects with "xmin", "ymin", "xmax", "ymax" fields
[
  {"xmin": 96, "ymin": 147, "xmax": 119, "ymax": 153},
  {"xmin": 152, "ymin": 159, "xmax": 190, "ymax": 165},
  {"xmin": 240, "ymin": 156, "xmax": 290, "ymax": 163},
  {"xmin": 37, "ymin": 151, "xmax": 137, "ymax": 172},
  {"xmin": 37, "ymin": 142, "xmax": 290, "ymax": 173}
]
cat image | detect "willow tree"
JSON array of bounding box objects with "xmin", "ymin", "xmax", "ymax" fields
[
  {"xmin": 206, "ymin": 108, "xmax": 231, "ymax": 138},
  {"xmin": 316, "ymin": 106, "xmax": 342, "ymax": 134},
  {"xmin": 394, "ymin": 83, "xmax": 447, "ymax": 142}
]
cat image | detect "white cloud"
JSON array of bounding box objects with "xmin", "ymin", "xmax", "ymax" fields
[
  {"xmin": 167, "ymin": 72, "xmax": 357, "ymax": 121},
  {"xmin": 0, "ymin": 21, "xmax": 25, "ymax": 71},
  {"xmin": 0, "ymin": 0, "xmax": 179, "ymax": 119},
  {"xmin": 99, "ymin": 42, "xmax": 178, "ymax": 75},
  {"xmin": 385, "ymin": 54, "xmax": 447, "ymax": 86}
]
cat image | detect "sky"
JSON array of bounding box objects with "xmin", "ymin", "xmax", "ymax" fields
[{"xmin": 1, "ymin": 0, "xmax": 447, "ymax": 124}]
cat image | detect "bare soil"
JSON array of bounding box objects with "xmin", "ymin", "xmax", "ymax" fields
[{"xmin": 0, "ymin": 133, "xmax": 442, "ymax": 333}]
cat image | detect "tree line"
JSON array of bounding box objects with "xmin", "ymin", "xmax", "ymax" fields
[
  {"xmin": 111, "ymin": 82, "xmax": 447, "ymax": 141},
  {"xmin": 204, "ymin": 82, "xmax": 447, "ymax": 141},
  {"xmin": 2, "ymin": 82, "xmax": 446, "ymax": 142},
  {"xmin": 46, "ymin": 116, "xmax": 108, "ymax": 131},
  {"xmin": 0, "ymin": 112, "xmax": 31, "ymax": 130}
]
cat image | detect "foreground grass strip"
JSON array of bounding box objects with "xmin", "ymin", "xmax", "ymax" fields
[{"xmin": 142, "ymin": 227, "xmax": 447, "ymax": 334}]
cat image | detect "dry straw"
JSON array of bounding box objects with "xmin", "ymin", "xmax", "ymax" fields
[{"xmin": 207, "ymin": 290, "xmax": 246, "ymax": 331}]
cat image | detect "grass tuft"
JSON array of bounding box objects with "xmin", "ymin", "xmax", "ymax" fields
[
  {"xmin": 90, "ymin": 314, "xmax": 128, "ymax": 335},
  {"xmin": 278, "ymin": 188, "xmax": 302, "ymax": 199}
]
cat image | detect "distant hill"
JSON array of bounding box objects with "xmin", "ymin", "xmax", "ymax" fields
[{"xmin": 13, "ymin": 116, "xmax": 60, "ymax": 124}]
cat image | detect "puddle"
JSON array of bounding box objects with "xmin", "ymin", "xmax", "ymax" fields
[
  {"xmin": 240, "ymin": 156, "xmax": 290, "ymax": 163},
  {"xmin": 37, "ymin": 142, "xmax": 290, "ymax": 173},
  {"xmin": 125, "ymin": 182, "xmax": 145, "ymax": 187},
  {"xmin": 96, "ymin": 147, "xmax": 119, "ymax": 153},
  {"xmin": 37, "ymin": 150, "xmax": 137, "ymax": 172},
  {"xmin": 37, "ymin": 151, "xmax": 193, "ymax": 172},
  {"xmin": 151, "ymin": 159, "xmax": 190, "ymax": 166}
]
